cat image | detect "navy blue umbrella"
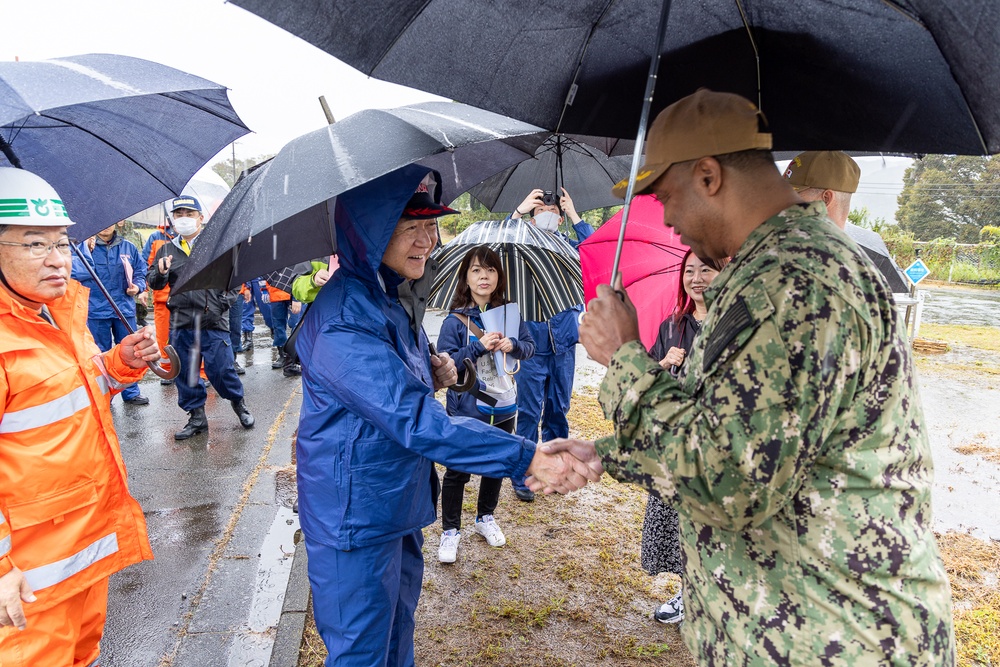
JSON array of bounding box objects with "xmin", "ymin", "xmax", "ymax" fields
[{"xmin": 0, "ymin": 53, "xmax": 250, "ymax": 239}]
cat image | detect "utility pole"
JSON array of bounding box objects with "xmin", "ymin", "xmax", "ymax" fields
[{"xmin": 231, "ymin": 141, "xmax": 237, "ymax": 185}]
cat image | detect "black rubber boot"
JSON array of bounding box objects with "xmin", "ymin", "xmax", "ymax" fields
[
  {"xmin": 271, "ymin": 350, "xmax": 285, "ymax": 370},
  {"xmin": 174, "ymin": 407, "xmax": 208, "ymax": 440},
  {"xmin": 232, "ymin": 399, "xmax": 255, "ymax": 429},
  {"xmin": 282, "ymin": 353, "xmax": 302, "ymax": 377}
]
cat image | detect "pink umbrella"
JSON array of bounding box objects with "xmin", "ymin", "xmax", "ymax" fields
[{"xmin": 579, "ymin": 195, "xmax": 688, "ymax": 350}]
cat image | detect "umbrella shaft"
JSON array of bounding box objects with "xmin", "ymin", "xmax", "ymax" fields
[
  {"xmin": 611, "ymin": 0, "xmax": 674, "ymax": 283},
  {"xmin": 70, "ymin": 242, "xmax": 136, "ymax": 336}
]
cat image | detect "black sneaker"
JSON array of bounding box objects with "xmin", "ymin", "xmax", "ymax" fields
[
  {"xmin": 124, "ymin": 395, "xmax": 150, "ymax": 405},
  {"xmin": 513, "ymin": 486, "xmax": 535, "ymax": 503},
  {"xmin": 160, "ymin": 377, "xmax": 174, "ymax": 386},
  {"xmin": 283, "ymin": 363, "xmax": 302, "ymax": 377}
]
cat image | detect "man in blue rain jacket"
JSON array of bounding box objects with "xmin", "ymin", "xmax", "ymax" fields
[
  {"xmin": 72, "ymin": 222, "xmax": 149, "ymax": 404},
  {"xmin": 295, "ymin": 166, "xmax": 600, "ymax": 667}
]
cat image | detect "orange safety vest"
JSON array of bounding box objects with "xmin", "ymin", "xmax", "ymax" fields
[
  {"xmin": 264, "ymin": 282, "xmax": 291, "ymax": 303},
  {"xmin": 146, "ymin": 235, "xmax": 171, "ymax": 305},
  {"xmin": 0, "ymin": 281, "xmax": 153, "ymax": 612}
]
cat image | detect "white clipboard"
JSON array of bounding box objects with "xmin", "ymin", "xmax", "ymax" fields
[{"xmin": 480, "ymin": 303, "xmax": 520, "ymax": 375}]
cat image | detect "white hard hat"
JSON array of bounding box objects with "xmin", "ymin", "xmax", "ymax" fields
[{"xmin": 0, "ymin": 168, "xmax": 75, "ymax": 227}]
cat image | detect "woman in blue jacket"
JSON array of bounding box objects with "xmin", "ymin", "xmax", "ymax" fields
[{"xmin": 435, "ymin": 245, "xmax": 534, "ymax": 563}]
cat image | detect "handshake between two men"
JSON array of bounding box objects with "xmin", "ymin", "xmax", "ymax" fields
[{"xmin": 525, "ymin": 281, "xmax": 642, "ymax": 495}]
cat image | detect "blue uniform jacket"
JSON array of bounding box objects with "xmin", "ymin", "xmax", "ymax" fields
[
  {"xmin": 295, "ymin": 165, "xmax": 537, "ymax": 551},
  {"xmin": 437, "ymin": 305, "xmax": 535, "ymax": 421},
  {"xmin": 71, "ymin": 233, "xmax": 146, "ymax": 320},
  {"xmin": 517, "ymin": 218, "xmax": 591, "ymax": 354}
]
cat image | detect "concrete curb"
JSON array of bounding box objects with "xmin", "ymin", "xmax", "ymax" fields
[{"xmin": 269, "ymin": 536, "xmax": 310, "ymax": 667}]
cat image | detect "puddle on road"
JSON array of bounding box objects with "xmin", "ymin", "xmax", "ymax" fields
[
  {"xmin": 226, "ymin": 506, "xmax": 300, "ymax": 666},
  {"xmin": 918, "ymin": 373, "xmax": 1000, "ymax": 541},
  {"xmin": 921, "ymin": 287, "xmax": 1000, "ymax": 328}
]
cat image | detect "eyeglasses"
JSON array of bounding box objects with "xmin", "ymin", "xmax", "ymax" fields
[{"xmin": 0, "ymin": 240, "xmax": 73, "ymax": 257}]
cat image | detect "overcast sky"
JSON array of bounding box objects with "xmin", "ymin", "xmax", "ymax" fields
[{"xmin": 2, "ymin": 0, "xmax": 443, "ymax": 162}]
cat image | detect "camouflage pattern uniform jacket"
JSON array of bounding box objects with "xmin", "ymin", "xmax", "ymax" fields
[{"xmin": 596, "ymin": 202, "xmax": 954, "ymax": 666}]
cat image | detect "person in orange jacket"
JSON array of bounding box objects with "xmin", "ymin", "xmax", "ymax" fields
[
  {"xmin": 142, "ymin": 216, "xmax": 176, "ymax": 384},
  {"xmin": 0, "ymin": 168, "xmax": 160, "ymax": 666},
  {"xmin": 263, "ymin": 276, "xmax": 302, "ymax": 376}
]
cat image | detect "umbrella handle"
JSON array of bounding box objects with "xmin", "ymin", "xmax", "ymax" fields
[
  {"xmin": 70, "ymin": 242, "xmax": 180, "ymax": 380},
  {"xmin": 428, "ymin": 342, "xmax": 477, "ymax": 393},
  {"xmin": 150, "ymin": 345, "xmax": 181, "ymax": 380}
]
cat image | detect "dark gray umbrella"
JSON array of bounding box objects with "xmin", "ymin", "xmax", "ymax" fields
[
  {"xmin": 229, "ymin": 0, "xmax": 1000, "ymax": 155},
  {"xmin": 0, "ymin": 53, "xmax": 250, "ymax": 239},
  {"xmin": 174, "ymin": 102, "xmax": 546, "ymax": 292},
  {"xmin": 469, "ymin": 134, "xmax": 634, "ymax": 213},
  {"xmin": 844, "ymin": 223, "xmax": 911, "ymax": 294},
  {"xmin": 427, "ymin": 218, "xmax": 583, "ymax": 322}
]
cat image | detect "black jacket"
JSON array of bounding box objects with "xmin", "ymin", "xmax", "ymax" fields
[
  {"xmin": 648, "ymin": 312, "xmax": 703, "ymax": 364},
  {"xmin": 148, "ymin": 236, "xmax": 237, "ymax": 331}
]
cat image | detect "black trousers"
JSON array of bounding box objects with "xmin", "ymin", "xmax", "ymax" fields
[{"xmin": 440, "ymin": 416, "xmax": 516, "ymax": 532}]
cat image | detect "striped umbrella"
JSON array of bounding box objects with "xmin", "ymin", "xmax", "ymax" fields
[{"xmin": 428, "ymin": 218, "xmax": 583, "ymax": 321}]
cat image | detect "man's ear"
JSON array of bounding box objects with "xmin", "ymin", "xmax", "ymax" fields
[
  {"xmin": 822, "ymin": 189, "xmax": 835, "ymax": 206},
  {"xmin": 694, "ymin": 157, "xmax": 723, "ymax": 196}
]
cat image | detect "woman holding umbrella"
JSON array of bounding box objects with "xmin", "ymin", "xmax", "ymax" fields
[
  {"xmin": 643, "ymin": 249, "xmax": 728, "ymax": 625},
  {"xmin": 435, "ymin": 245, "xmax": 535, "ymax": 564}
]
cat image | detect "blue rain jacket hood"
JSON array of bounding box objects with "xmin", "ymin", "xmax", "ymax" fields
[{"xmin": 295, "ymin": 164, "xmax": 536, "ymax": 551}]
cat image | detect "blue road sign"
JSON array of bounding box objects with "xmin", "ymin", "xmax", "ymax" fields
[{"xmin": 904, "ymin": 258, "xmax": 931, "ymax": 285}]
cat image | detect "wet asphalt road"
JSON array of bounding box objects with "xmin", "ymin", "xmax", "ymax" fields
[{"xmin": 101, "ymin": 328, "xmax": 302, "ymax": 667}]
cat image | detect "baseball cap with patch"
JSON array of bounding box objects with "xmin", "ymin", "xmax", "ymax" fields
[
  {"xmin": 611, "ymin": 89, "xmax": 772, "ymax": 199},
  {"xmin": 783, "ymin": 151, "xmax": 860, "ymax": 193},
  {"xmin": 170, "ymin": 195, "xmax": 202, "ymax": 213},
  {"xmin": 401, "ymin": 176, "xmax": 458, "ymax": 220}
]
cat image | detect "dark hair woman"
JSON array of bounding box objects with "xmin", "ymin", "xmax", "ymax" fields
[
  {"xmin": 642, "ymin": 248, "xmax": 729, "ymax": 624},
  {"xmin": 435, "ymin": 245, "xmax": 535, "ymax": 564}
]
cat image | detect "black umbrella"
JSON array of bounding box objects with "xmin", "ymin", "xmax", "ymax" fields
[
  {"xmin": 229, "ymin": 0, "xmax": 1000, "ymax": 155},
  {"xmin": 469, "ymin": 134, "xmax": 634, "ymax": 214},
  {"xmin": 427, "ymin": 218, "xmax": 583, "ymax": 322},
  {"xmin": 174, "ymin": 101, "xmax": 546, "ymax": 292},
  {"xmin": 844, "ymin": 223, "xmax": 911, "ymax": 294},
  {"xmin": 0, "ymin": 53, "xmax": 250, "ymax": 239}
]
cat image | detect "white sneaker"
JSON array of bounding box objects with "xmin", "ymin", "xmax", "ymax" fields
[
  {"xmin": 654, "ymin": 588, "xmax": 684, "ymax": 624},
  {"xmin": 474, "ymin": 515, "xmax": 507, "ymax": 547},
  {"xmin": 438, "ymin": 529, "xmax": 461, "ymax": 563}
]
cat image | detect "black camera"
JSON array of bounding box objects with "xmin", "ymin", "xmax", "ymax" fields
[{"xmin": 540, "ymin": 190, "xmax": 559, "ymax": 207}]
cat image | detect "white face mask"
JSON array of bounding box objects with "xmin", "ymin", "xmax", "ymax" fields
[
  {"xmin": 533, "ymin": 211, "xmax": 561, "ymax": 233},
  {"xmin": 172, "ymin": 216, "xmax": 200, "ymax": 236}
]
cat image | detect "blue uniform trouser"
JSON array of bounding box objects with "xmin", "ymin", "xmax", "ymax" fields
[
  {"xmin": 306, "ymin": 531, "xmax": 423, "ymax": 667},
  {"xmin": 242, "ymin": 278, "xmax": 273, "ymax": 333},
  {"xmin": 171, "ymin": 328, "xmax": 244, "ymax": 412},
  {"xmin": 269, "ymin": 300, "xmax": 301, "ymax": 349},
  {"xmin": 228, "ymin": 305, "xmax": 243, "ymax": 352},
  {"xmin": 515, "ymin": 348, "xmax": 575, "ymax": 444},
  {"xmin": 87, "ymin": 316, "xmax": 141, "ymax": 401}
]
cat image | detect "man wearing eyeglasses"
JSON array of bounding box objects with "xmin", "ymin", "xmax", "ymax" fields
[{"xmin": 0, "ymin": 168, "xmax": 159, "ymax": 666}]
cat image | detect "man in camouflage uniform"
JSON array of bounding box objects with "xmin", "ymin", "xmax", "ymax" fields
[{"xmin": 534, "ymin": 90, "xmax": 954, "ymax": 665}]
